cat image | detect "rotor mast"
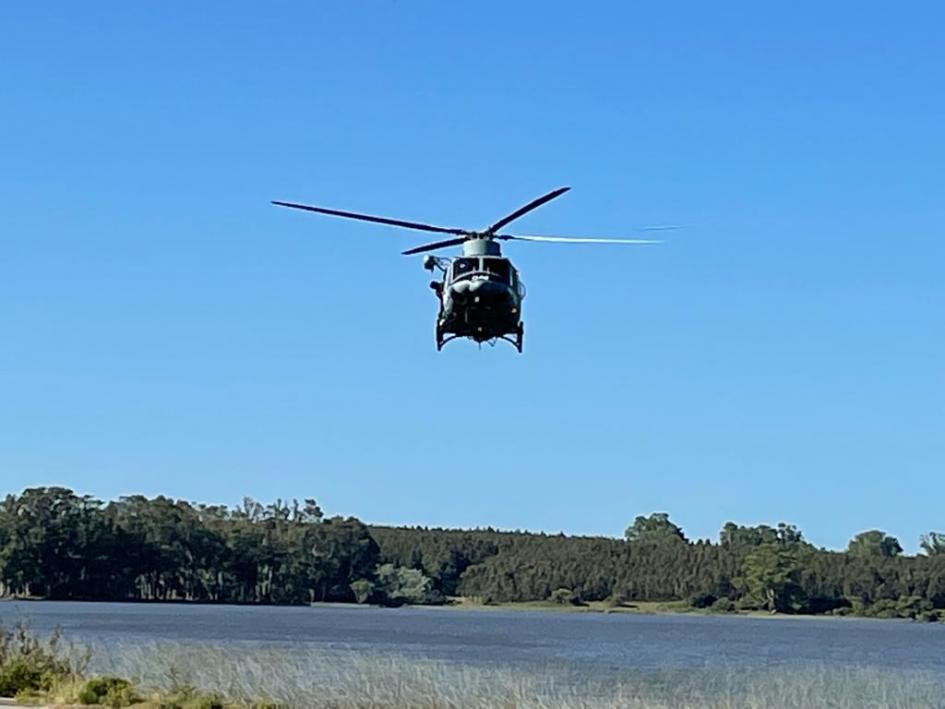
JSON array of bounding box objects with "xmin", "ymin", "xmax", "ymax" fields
[{"xmin": 463, "ymin": 236, "xmax": 502, "ymax": 257}]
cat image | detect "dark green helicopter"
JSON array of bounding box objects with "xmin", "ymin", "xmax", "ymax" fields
[{"xmin": 272, "ymin": 187, "xmax": 665, "ymax": 352}]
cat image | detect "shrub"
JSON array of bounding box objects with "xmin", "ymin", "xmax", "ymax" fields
[
  {"xmin": 0, "ymin": 656, "xmax": 51, "ymax": 697},
  {"xmin": 157, "ymin": 676, "xmax": 227, "ymax": 709},
  {"xmin": 375, "ymin": 564, "xmax": 443, "ymax": 606},
  {"xmin": 349, "ymin": 579, "xmax": 374, "ymax": 604},
  {"xmin": 78, "ymin": 676, "xmax": 141, "ymax": 707},
  {"xmin": 734, "ymin": 597, "xmax": 759, "ymax": 612},
  {"xmin": 549, "ymin": 588, "xmax": 580, "ymax": 605},
  {"xmin": 689, "ymin": 592, "xmax": 717, "ymax": 609},
  {"xmin": 710, "ymin": 597, "xmax": 735, "ymax": 613},
  {"xmin": 0, "ymin": 622, "xmax": 75, "ymax": 697}
]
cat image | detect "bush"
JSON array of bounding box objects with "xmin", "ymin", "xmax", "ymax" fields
[
  {"xmin": 856, "ymin": 596, "xmax": 937, "ymax": 620},
  {"xmin": 689, "ymin": 592, "xmax": 717, "ymax": 609},
  {"xmin": 734, "ymin": 597, "xmax": 759, "ymax": 612},
  {"xmin": 375, "ymin": 564, "xmax": 443, "ymax": 606},
  {"xmin": 0, "ymin": 621, "xmax": 75, "ymax": 697},
  {"xmin": 710, "ymin": 597, "xmax": 735, "ymax": 613},
  {"xmin": 157, "ymin": 674, "xmax": 228, "ymax": 709},
  {"xmin": 0, "ymin": 657, "xmax": 51, "ymax": 697},
  {"xmin": 549, "ymin": 588, "xmax": 581, "ymax": 605},
  {"xmin": 78, "ymin": 676, "xmax": 141, "ymax": 707},
  {"xmin": 349, "ymin": 579, "xmax": 374, "ymax": 604}
]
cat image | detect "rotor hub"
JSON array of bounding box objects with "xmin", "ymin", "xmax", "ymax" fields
[{"xmin": 462, "ymin": 236, "xmax": 502, "ymax": 257}]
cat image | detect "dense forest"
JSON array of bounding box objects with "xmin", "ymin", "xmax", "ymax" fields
[{"xmin": 2, "ymin": 488, "xmax": 944, "ymax": 620}]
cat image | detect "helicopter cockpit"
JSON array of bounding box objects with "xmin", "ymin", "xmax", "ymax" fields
[{"xmin": 449, "ymin": 256, "xmax": 522, "ymax": 293}]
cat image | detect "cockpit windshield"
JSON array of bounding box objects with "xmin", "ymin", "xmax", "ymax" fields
[
  {"xmin": 451, "ymin": 257, "xmax": 514, "ymax": 285},
  {"xmin": 483, "ymin": 258, "xmax": 511, "ymax": 283},
  {"xmin": 452, "ymin": 258, "xmax": 478, "ymax": 278}
]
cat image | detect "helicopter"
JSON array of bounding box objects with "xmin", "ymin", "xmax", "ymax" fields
[{"xmin": 272, "ymin": 187, "xmax": 664, "ymax": 352}]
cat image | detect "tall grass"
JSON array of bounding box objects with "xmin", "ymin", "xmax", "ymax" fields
[
  {"xmin": 88, "ymin": 641, "xmax": 945, "ymax": 709},
  {"xmin": 0, "ymin": 621, "xmax": 88, "ymax": 698}
]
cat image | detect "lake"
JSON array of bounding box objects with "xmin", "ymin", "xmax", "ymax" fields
[{"xmin": 2, "ymin": 601, "xmax": 942, "ymax": 675}]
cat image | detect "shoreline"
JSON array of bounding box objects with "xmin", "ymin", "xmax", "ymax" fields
[
  {"xmin": 414, "ymin": 599, "xmax": 919, "ymax": 622},
  {"xmin": 3, "ymin": 596, "xmax": 940, "ymax": 624}
]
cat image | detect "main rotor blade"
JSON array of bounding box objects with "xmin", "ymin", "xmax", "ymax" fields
[
  {"xmin": 497, "ymin": 234, "xmax": 662, "ymax": 245},
  {"xmin": 487, "ymin": 187, "xmax": 571, "ymax": 233},
  {"xmin": 272, "ymin": 200, "xmax": 468, "ymax": 235},
  {"xmin": 402, "ymin": 237, "xmax": 469, "ymax": 255}
]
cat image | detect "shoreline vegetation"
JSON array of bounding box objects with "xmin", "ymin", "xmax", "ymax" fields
[
  {"xmin": 3, "ymin": 623, "xmax": 945, "ymax": 709},
  {"xmin": 1, "ymin": 487, "xmax": 944, "ymax": 623}
]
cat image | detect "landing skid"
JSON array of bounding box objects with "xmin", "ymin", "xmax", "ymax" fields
[{"xmin": 436, "ymin": 323, "xmax": 524, "ymax": 353}]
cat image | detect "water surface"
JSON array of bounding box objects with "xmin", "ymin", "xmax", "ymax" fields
[{"xmin": 2, "ymin": 601, "xmax": 941, "ymax": 674}]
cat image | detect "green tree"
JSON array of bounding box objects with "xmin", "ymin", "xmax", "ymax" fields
[
  {"xmin": 920, "ymin": 532, "xmax": 945, "ymax": 556},
  {"xmin": 736, "ymin": 543, "xmax": 805, "ymax": 613},
  {"xmin": 625, "ymin": 513, "xmax": 687, "ymax": 544},
  {"xmin": 375, "ymin": 564, "xmax": 441, "ymax": 606},
  {"xmin": 720, "ymin": 522, "xmax": 806, "ymax": 550},
  {"xmin": 349, "ymin": 579, "xmax": 375, "ymax": 604},
  {"xmin": 847, "ymin": 530, "xmax": 902, "ymax": 558}
]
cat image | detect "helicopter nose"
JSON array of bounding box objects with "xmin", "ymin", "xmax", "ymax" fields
[{"xmin": 452, "ymin": 279, "xmax": 498, "ymax": 296}]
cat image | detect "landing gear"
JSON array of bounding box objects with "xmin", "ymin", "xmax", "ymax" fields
[
  {"xmin": 435, "ymin": 322, "xmax": 459, "ymax": 351},
  {"xmin": 493, "ymin": 322, "xmax": 524, "ymax": 353},
  {"xmin": 435, "ymin": 320, "xmax": 523, "ymax": 353}
]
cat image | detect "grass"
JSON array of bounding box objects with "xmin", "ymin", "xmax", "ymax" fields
[
  {"xmin": 84, "ymin": 642, "xmax": 945, "ymax": 709},
  {"xmin": 0, "ymin": 620, "xmax": 89, "ymax": 699},
  {"xmin": 4, "ymin": 623, "xmax": 945, "ymax": 707}
]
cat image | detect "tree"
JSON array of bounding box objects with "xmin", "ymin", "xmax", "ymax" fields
[
  {"xmin": 375, "ymin": 564, "xmax": 441, "ymax": 606},
  {"xmin": 5, "ymin": 485, "xmax": 945, "ymax": 618},
  {"xmin": 847, "ymin": 530, "xmax": 902, "ymax": 558},
  {"xmin": 736, "ymin": 543, "xmax": 805, "ymax": 613},
  {"xmin": 349, "ymin": 579, "xmax": 374, "ymax": 604},
  {"xmin": 920, "ymin": 532, "xmax": 945, "ymax": 556},
  {"xmin": 625, "ymin": 513, "xmax": 687, "ymax": 544},
  {"xmin": 720, "ymin": 522, "xmax": 806, "ymax": 550}
]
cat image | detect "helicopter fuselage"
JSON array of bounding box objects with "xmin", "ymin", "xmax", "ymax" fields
[{"xmin": 427, "ymin": 240, "xmax": 525, "ymax": 352}]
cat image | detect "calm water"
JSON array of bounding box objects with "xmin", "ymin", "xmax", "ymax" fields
[{"xmin": 1, "ymin": 601, "xmax": 943, "ymax": 674}]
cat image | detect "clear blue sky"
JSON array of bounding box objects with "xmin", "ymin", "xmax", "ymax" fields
[{"xmin": 2, "ymin": 3, "xmax": 943, "ymax": 551}]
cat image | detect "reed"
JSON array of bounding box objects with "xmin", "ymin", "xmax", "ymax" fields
[{"xmin": 87, "ymin": 641, "xmax": 945, "ymax": 709}]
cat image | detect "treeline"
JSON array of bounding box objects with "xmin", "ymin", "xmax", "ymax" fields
[
  {"xmin": 375, "ymin": 515, "xmax": 945, "ymax": 619},
  {"xmin": 0, "ymin": 487, "xmax": 381, "ymax": 604},
  {"xmin": 2, "ymin": 488, "xmax": 945, "ymax": 619}
]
